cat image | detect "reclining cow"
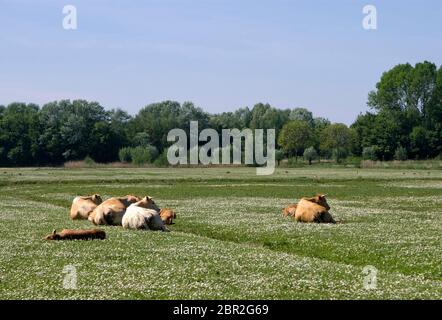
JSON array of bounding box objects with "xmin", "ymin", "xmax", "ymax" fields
[
  {"xmin": 294, "ymin": 194, "xmax": 336, "ymax": 223},
  {"xmin": 44, "ymin": 229, "xmax": 106, "ymax": 240},
  {"xmin": 70, "ymin": 194, "xmax": 102, "ymax": 220},
  {"xmin": 89, "ymin": 195, "xmax": 140, "ymax": 226},
  {"xmin": 122, "ymin": 196, "xmax": 167, "ymax": 231}
]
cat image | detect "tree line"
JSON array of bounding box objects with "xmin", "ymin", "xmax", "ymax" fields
[{"xmin": 1, "ymin": 61, "xmax": 441, "ymax": 167}]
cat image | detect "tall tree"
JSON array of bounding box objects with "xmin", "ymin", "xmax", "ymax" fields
[
  {"xmin": 0, "ymin": 103, "xmax": 40, "ymax": 166},
  {"xmin": 38, "ymin": 100, "xmax": 108, "ymax": 163},
  {"xmin": 320, "ymin": 123, "xmax": 354, "ymax": 162},
  {"xmin": 278, "ymin": 120, "xmax": 314, "ymax": 160},
  {"xmin": 289, "ymin": 108, "xmax": 314, "ymax": 127}
]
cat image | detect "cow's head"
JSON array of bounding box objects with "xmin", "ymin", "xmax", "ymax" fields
[
  {"xmin": 160, "ymin": 208, "xmax": 176, "ymax": 225},
  {"xmin": 44, "ymin": 229, "xmax": 61, "ymax": 240},
  {"xmin": 91, "ymin": 194, "xmax": 103, "ymax": 205},
  {"xmin": 304, "ymin": 194, "xmax": 330, "ymax": 210},
  {"xmin": 138, "ymin": 196, "xmax": 161, "ymax": 212},
  {"xmin": 314, "ymin": 194, "xmax": 330, "ymax": 210}
]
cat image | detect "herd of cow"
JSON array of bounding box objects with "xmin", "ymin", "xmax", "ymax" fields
[
  {"xmin": 44, "ymin": 193, "xmax": 336, "ymax": 240},
  {"xmin": 44, "ymin": 194, "xmax": 176, "ymax": 240}
]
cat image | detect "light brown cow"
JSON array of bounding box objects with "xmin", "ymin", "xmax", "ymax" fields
[
  {"xmin": 44, "ymin": 229, "xmax": 106, "ymax": 240},
  {"xmin": 88, "ymin": 195, "xmax": 140, "ymax": 226},
  {"xmin": 70, "ymin": 194, "xmax": 102, "ymax": 220},
  {"xmin": 282, "ymin": 203, "xmax": 297, "ymax": 217},
  {"xmin": 294, "ymin": 194, "xmax": 336, "ymax": 223},
  {"xmin": 160, "ymin": 208, "xmax": 176, "ymax": 225}
]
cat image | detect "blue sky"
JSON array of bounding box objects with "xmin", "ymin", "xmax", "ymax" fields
[{"xmin": 1, "ymin": 0, "xmax": 441, "ymax": 124}]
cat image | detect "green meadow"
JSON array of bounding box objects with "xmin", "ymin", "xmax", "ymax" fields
[{"xmin": 0, "ymin": 167, "xmax": 441, "ymax": 299}]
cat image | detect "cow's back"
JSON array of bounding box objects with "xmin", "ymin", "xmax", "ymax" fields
[
  {"xmin": 70, "ymin": 197, "xmax": 98, "ymax": 220},
  {"xmin": 294, "ymin": 199, "xmax": 328, "ymax": 223},
  {"xmin": 89, "ymin": 198, "xmax": 127, "ymax": 225},
  {"xmin": 123, "ymin": 205, "xmax": 164, "ymax": 230}
]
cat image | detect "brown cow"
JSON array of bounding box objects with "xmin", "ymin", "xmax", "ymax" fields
[
  {"xmin": 160, "ymin": 208, "xmax": 176, "ymax": 225},
  {"xmin": 294, "ymin": 194, "xmax": 336, "ymax": 223},
  {"xmin": 70, "ymin": 194, "xmax": 102, "ymax": 220},
  {"xmin": 88, "ymin": 195, "xmax": 140, "ymax": 226},
  {"xmin": 44, "ymin": 229, "xmax": 106, "ymax": 240}
]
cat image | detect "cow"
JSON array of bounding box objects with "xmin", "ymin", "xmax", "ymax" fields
[
  {"xmin": 122, "ymin": 196, "xmax": 167, "ymax": 231},
  {"xmin": 44, "ymin": 229, "xmax": 106, "ymax": 240},
  {"xmin": 88, "ymin": 195, "xmax": 140, "ymax": 226},
  {"xmin": 160, "ymin": 208, "xmax": 176, "ymax": 225},
  {"xmin": 70, "ymin": 194, "xmax": 102, "ymax": 220},
  {"xmin": 282, "ymin": 203, "xmax": 297, "ymax": 217},
  {"xmin": 294, "ymin": 194, "xmax": 336, "ymax": 223}
]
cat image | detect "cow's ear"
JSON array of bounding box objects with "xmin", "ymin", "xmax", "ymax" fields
[{"xmin": 52, "ymin": 229, "xmax": 56, "ymax": 235}]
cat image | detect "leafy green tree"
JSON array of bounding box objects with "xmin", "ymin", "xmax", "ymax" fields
[
  {"xmin": 132, "ymin": 101, "xmax": 210, "ymax": 152},
  {"xmin": 38, "ymin": 100, "xmax": 109, "ymax": 163},
  {"xmin": 303, "ymin": 146, "xmax": 318, "ymax": 165},
  {"xmin": 108, "ymin": 108, "xmax": 132, "ymax": 147},
  {"xmin": 0, "ymin": 103, "xmax": 40, "ymax": 166},
  {"xmin": 409, "ymin": 126, "xmax": 429, "ymax": 159},
  {"xmin": 320, "ymin": 123, "xmax": 353, "ymax": 162},
  {"xmin": 352, "ymin": 111, "xmax": 404, "ymax": 160},
  {"xmin": 361, "ymin": 61, "xmax": 441, "ymax": 160},
  {"xmin": 367, "ymin": 62, "xmax": 437, "ymax": 116},
  {"xmin": 278, "ymin": 121, "xmax": 314, "ymax": 161},
  {"xmin": 289, "ymin": 108, "xmax": 314, "ymax": 126},
  {"xmin": 89, "ymin": 121, "xmax": 122, "ymax": 163},
  {"xmin": 133, "ymin": 132, "xmax": 151, "ymax": 147},
  {"xmin": 249, "ymin": 103, "xmax": 290, "ymax": 138}
]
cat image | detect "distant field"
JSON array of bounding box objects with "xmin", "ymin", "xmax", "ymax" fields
[{"xmin": 0, "ymin": 167, "xmax": 441, "ymax": 299}]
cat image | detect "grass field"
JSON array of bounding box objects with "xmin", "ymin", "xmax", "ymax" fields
[{"xmin": 0, "ymin": 167, "xmax": 441, "ymax": 299}]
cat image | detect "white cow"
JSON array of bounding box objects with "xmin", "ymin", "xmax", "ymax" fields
[{"xmin": 122, "ymin": 196, "xmax": 167, "ymax": 231}]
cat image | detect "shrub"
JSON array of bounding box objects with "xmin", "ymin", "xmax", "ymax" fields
[
  {"xmin": 130, "ymin": 145, "xmax": 159, "ymax": 166},
  {"xmin": 362, "ymin": 146, "xmax": 378, "ymax": 161},
  {"xmin": 332, "ymin": 148, "xmax": 347, "ymax": 163},
  {"xmin": 153, "ymin": 152, "xmax": 169, "ymax": 167},
  {"xmin": 145, "ymin": 144, "xmax": 159, "ymax": 162},
  {"xmin": 84, "ymin": 155, "xmax": 95, "ymax": 167},
  {"xmin": 303, "ymin": 146, "xmax": 318, "ymax": 165},
  {"xmin": 118, "ymin": 147, "xmax": 132, "ymax": 163},
  {"xmin": 394, "ymin": 146, "xmax": 408, "ymax": 161},
  {"xmin": 275, "ymin": 149, "xmax": 285, "ymax": 166},
  {"xmin": 131, "ymin": 147, "xmax": 150, "ymax": 166},
  {"xmin": 287, "ymin": 157, "xmax": 303, "ymax": 167}
]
